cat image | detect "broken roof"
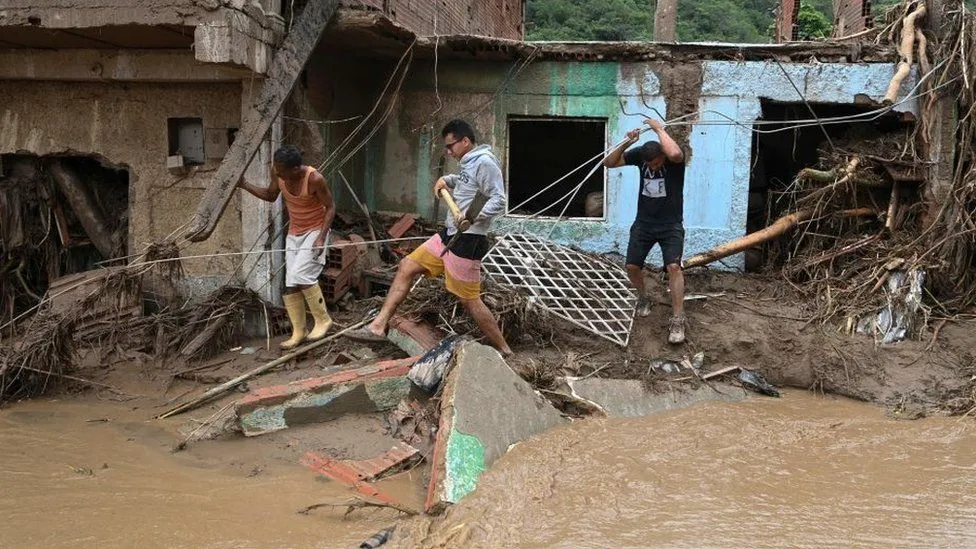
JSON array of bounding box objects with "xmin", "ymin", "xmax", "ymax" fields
[{"xmin": 326, "ymin": 9, "xmax": 899, "ymax": 64}]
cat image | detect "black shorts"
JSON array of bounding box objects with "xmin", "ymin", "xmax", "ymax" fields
[
  {"xmin": 626, "ymin": 223, "xmax": 684, "ymax": 268},
  {"xmin": 437, "ymin": 229, "xmax": 490, "ymax": 261}
]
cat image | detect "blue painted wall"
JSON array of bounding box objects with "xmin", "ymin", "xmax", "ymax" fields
[{"xmin": 380, "ymin": 60, "xmax": 918, "ymax": 269}]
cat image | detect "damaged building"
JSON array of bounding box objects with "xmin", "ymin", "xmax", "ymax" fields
[
  {"xmin": 0, "ymin": 0, "xmax": 935, "ymax": 312},
  {"xmin": 0, "ymin": 0, "xmax": 527, "ymax": 324}
]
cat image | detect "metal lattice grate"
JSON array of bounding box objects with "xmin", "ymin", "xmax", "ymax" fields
[{"xmin": 483, "ymin": 233, "xmax": 637, "ymax": 347}]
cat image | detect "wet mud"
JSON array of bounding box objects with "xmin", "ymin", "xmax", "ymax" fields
[{"xmin": 393, "ymin": 391, "xmax": 976, "ymax": 548}]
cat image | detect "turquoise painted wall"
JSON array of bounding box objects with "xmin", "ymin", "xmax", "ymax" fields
[{"xmin": 377, "ymin": 60, "xmax": 917, "ymax": 269}]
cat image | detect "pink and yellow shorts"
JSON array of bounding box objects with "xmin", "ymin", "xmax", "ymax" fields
[{"xmin": 406, "ymin": 232, "xmax": 484, "ymax": 300}]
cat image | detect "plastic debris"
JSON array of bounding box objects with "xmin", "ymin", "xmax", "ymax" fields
[
  {"xmin": 407, "ymin": 334, "xmax": 470, "ymax": 392},
  {"xmin": 855, "ymin": 269, "xmax": 925, "ymax": 344},
  {"xmin": 737, "ymin": 369, "xmax": 780, "ymax": 397}
]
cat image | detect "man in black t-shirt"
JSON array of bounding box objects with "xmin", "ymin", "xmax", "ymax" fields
[{"xmin": 603, "ymin": 118, "xmax": 687, "ymax": 344}]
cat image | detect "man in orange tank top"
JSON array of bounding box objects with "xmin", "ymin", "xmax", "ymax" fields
[{"xmin": 237, "ymin": 146, "xmax": 336, "ymax": 350}]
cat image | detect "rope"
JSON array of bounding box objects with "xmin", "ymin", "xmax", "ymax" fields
[{"xmin": 124, "ymin": 236, "xmax": 430, "ymax": 268}]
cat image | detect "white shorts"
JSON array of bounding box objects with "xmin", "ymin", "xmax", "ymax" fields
[{"xmin": 285, "ymin": 229, "xmax": 329, "ymax": 287}]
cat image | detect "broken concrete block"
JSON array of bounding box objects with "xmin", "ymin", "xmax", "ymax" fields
[
  {"xmin": 301, "ymin": 452, "xmax": 413, "ymax": 512},
  {"xmin": 561, "ymin": 377, "xmax": 748, "ymax": 418},
  {"xmin": 425, "ymin": 342, "xmax": 565, "ymax": 513},
  {"xmin": 236, "ymin": 357, "xmax": 418, "ymax": 436},
  {"xmin": 341, "ymin": 442, "xmax": 420, "ymax": 482},
  {"xmin": 387, "ymin": 316, "xmax": 445, "ymax": 356}
]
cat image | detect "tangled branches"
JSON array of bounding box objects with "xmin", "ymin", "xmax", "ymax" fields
[
  {"xmin": 399, "ymin": 278, "xmax": 556, "ymax": 345},
  {"xmin": 918, "ymin": 0, "xmax": 976, "ymax": 311}
]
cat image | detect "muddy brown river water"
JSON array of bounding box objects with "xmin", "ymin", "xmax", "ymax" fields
[
  {"xmin": 395, "ymin": 391, "xmax": 976, "ymax": 549},
  {"xmin": 2, "ymin": 391, "xmax": 975, "ymax": 548}
]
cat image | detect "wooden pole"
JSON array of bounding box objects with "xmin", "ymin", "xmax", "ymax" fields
[
  {"xmin": 156, "ymin": 318, "xmax": 369, "ymax": 419},
  {"xmin": 683, "ymin": 208, "xmax": 878, "ymax": 269}
]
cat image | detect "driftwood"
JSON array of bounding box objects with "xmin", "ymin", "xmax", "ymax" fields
[
  {"xmin": 156, "ymin": 318, "xmax": 369, "ymax": 419},
  {"xmin": 884, "ymin": 2, "xmax": 927, "ymax": 103},
  {"xmin": 684, "ymin": 208, "xmax": 878, "ymax": 269},
  {"xmin": 797, "ymin": 157, "xmax": 862, "ymax": 207},
  {"xmin": 46, "ymin": 159, "xmax": 118, "ymax": 258},
  {"xmin": 886, "ymin": 182, "xmax": 901, "ymax": 231},
  {"xmin": 298, "ymin": 498, "xmax": 417, "ymax": 517}
]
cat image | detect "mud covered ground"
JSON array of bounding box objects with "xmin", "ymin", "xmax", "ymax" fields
[
  {"xmin": 507, "ymin": 271, "xmax": 976, "ymax": 418},
  {"xmin": 1, "ymin": 271, "xmax": 973, "ymax": 547}
]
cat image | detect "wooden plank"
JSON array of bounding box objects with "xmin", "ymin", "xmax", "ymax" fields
[{"xmin": 185, "ymin": 0, "xmax": 342, "ymax": 242}]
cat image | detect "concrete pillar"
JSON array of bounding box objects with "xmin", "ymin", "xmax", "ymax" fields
[
  {"xmin": 240, "ymin": 80, "xmax": 285, "ymax": 305},
  {"xmin": 922, "ymin": 0, "xmax": 957, "ymax": 226}
]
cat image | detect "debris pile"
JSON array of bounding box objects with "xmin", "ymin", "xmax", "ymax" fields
[
  {"xmin": 0, "ymin": 155, "xmax": 129, "ymax": 330},
  {"xmin": 684, "ymin": 1, "xmax": 976, "ymax": 339},
  {"xmin": 398, "ymin": 277, "xmax": 557, "ymax": 347},
  {"xmin": 0, "ymin": 243, "xmax": 278, "ymax": 403}
]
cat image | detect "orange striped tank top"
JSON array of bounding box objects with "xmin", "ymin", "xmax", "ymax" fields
[{"xmin": 278, "ymin": 167, "xmax": 326, "ymax": 236}]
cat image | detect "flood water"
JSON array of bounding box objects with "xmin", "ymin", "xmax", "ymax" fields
[
  {"xmin": 0, "ymin": 399, "xmax": 412, "ymax": 549},
  {"xmin": 396, "ymin": 391, "xmax": 976, "ymax": 549},
  {"xmin": 2, "ymin": 392, "xmax": 974, "ymax": 548}
]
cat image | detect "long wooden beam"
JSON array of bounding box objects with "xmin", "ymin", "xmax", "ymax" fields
[{"xmin": 185, "ymin": 0, "xmax": 341, "ymax": 242}]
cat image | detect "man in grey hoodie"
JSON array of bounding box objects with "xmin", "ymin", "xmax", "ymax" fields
[{"xmin": 348, "ymin": 119, "xmax": 512, "ymax": 356}]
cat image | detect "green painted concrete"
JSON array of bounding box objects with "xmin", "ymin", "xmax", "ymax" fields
[{"xmin": 443, "ymin": 429, "xmax": 487, "ymax": 503}]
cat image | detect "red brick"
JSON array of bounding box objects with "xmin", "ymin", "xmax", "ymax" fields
[
  {"xmin": 387, "ymin": 214, "xmax": 416, "ymax": 239},
  {"xmin": 388, "ymin": 316, "xmax": 445, "ymax": 356},
  {"xmin": 301, "ymin": 451, "xmax": 404, "ymax": 506},
  {"xmin": 237, "ymin": 356, "xmax": 418, "ymax": 412}
]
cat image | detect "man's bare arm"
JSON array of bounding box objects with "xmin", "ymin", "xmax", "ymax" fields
[
  {"xmin": 237, "ymin": 174, "xmax": 281, "ymax": 202},
  {"xmin": 310, "ymin": 172, "xmax": 335, "ymax": 254},
  {"xmin": 646, "ymin": 119, "xmax": 684, "ymax": 163},
  {"xmin": 603, "ymin": 128, "xmax": 641, "ymax": 168}
]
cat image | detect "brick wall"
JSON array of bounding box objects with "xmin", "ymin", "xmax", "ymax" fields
[
  {"xmin": 774, "ymin": 0, "xmax": 798, "ymax": 42},
  {"xmin": 341, "ymin": 0, "xmax": 524, "ymax": 39},
  {"xmin": 833, "ymin": 0, "xmax": 872, "ymax": 37}
]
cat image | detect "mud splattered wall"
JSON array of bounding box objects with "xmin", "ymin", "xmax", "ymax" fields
[
  {"xmin": 372, "ymin": 59, "xmax": 916, "ymax": 268},
  {"xmin": 0, "ymin": 80, "xmax": 244, "ymax": 281}
]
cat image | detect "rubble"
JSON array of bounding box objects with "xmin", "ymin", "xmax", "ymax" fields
[
  {"xmin": 341, "ymin": 442, "xmax": 421, "ymax": 482},
  {"xmin": 301, "ymin": 451, "xmax": 418, "ymax": 515},
  {"xmin": 555, "ymin": 377, "xmax": 748, "ymax": 417},
  {"xmin": 235, "ymin": 356, "xmax": 417, "ymax": 436},
  {"xmin": 425, "ymin": 342, "xmax": 565, "ymax": 513},
  {"xmin": 387, "ymin": 316, "xmax": 445, "ymax": 356}
]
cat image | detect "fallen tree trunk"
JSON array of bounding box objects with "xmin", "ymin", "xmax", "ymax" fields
[
  {"xmin": 185, "ymin": 0, "xmax": 341, "ymax": 242},
  {"xmin": 683, "ymin": 208, "xmax": 878, "ymax": 269},
  {"xmin": 46, "ymin": 159, "xmax": 118, "ymax": 258}
]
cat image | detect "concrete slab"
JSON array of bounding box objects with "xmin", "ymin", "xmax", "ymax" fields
[
  {"xmin": 562, "ymin": 377, "xmax": 748, "ymax": 418},
  {"xmin": 236, "ymin": 357, "xmax": 417, "ymax": 436},
  {"xmin": 425, "ymin": 343, "xmax": 565, "ymax": 513}
]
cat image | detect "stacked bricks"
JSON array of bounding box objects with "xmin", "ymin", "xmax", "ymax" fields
[{"xmin": 321, "ymin": 236, "xmax": 357, "ymax": 303}]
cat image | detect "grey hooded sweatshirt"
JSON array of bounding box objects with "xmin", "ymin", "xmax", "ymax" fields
[{"xmin": 442, "ymin": 144, "xmax": 507, "ymax": 236}]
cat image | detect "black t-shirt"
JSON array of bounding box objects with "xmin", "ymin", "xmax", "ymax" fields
[{"xmin": 624, "ymin": 148, "xmax": 685, "ymax": 227}]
